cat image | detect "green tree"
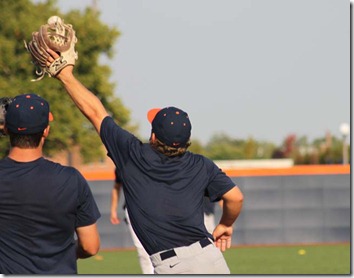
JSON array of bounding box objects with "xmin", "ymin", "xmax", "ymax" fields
[
  {"xmin": 188, "ymin": 139, "xmax": 206, "ymax": 155},
  {"xmin": 314, "ymin": 136, "xmax": 343, "ymax": 164},
  {"xmin": 205, "ymin": 134, "xmax": 245, "ymax": 160},
  {"xmin": 256, "ymin": 141, "xmax": 277, "ymax": 159},
  {"xmin": 243, "ymin": 137, "xmax": 257, "ymax": 159},
  {"xmin": 0, "ymin": 0, "xmax": 134, "ymax": 162},
  {"xmin": 201, "ymin": 133, "xmax": 277, "ymax": 160}
]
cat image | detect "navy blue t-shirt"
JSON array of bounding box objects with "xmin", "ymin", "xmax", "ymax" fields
[
  {"xmin": 0, "ymin": 157, "xmax": 101, "ymax": 274},
  {"xmin": 203, "ymin": 196, "xmax": 216, "ymax": 215},
  {"xmin": 100, "ymin": 116, "xmax": 236, "ymax": 255}
]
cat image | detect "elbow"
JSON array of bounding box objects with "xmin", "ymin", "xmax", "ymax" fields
[
  {"xmin": 85, "ymin": 245, "xmax": 100, "ymax": 257},
  {"xmin": 77, "ymin": 237, "xmax": 100, "ymax": 258},
  {"xmin": 79, "ymin": 242, "xmax": 100, "ymax": 258},
  {"xmin": 76, "ymin": 223, "xmax": 100, "ymax": 258},
  {"xmin": 85, "ymin": 237, "xmax": 100, "ymax": 256},
  {"xmin": 236, "ymin": 190, "xmax": 244, "ymax": 204},
  {"xmin": 84, "ymin": 237, "xmax": 101, "ymax": 256},
  {"xmin": 223, "ymin": 186, "xmax": 244, "ymax": 207}
]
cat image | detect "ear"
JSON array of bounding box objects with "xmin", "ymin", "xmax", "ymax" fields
[
  {"xmin": 149, "ymin": 132, "xmax": 157, "ymax": 143},
  {"xmin": 43, "ymin": 125, "xmax": 50, "ymax": 138}
]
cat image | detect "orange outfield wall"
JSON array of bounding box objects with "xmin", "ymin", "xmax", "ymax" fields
[
  {"xmin": 80, "ymin": 164, "xmax": 350, "ymax": 181},
  {"xmin": 223, "ymin": 164, "xmax": 350, "ymax": 177}
]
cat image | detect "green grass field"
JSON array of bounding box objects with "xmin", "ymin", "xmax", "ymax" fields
[{"xmin": 78, "ymin": 243, "xmax": 350, "ymax": 275}]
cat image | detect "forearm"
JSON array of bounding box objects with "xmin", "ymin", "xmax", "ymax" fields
[
  {"xmin": 219, "ymin": 199, "xmax": 242, "ymax": 227},
  {"xmin": 111, "ymin": 188, "xmax": 118, "ymax": 213},
  {"xmin": 219, "ymin": 186, "xmax": 243, "ymax": 227},
  {"xmin": 57, "ymin": 68, "xmax": 108, "ymax": 133}
]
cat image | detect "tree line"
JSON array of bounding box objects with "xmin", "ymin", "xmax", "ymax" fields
[{"xmin": 188, "ymin": 132, "xmax": 350, "ymax": 165}]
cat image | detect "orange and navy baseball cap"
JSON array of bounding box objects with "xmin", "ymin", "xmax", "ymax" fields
[
  {"xmin": 5, "ymin": 93, "xmax": 53, "ymax": 134},
  {"xmin": 147, "ymin": 106, "xmax": 191, "ymax": 148}
]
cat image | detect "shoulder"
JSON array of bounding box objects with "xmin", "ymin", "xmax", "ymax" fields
[
  {"xmin": 100, "ymin": 116, "xmax": 143, "ymax": 157},
  {"xmin": 100, "ymin": 116, "xmax": 138, "ymax": 142},
  {"xmin": 0, "ymin": 157, "xmax": 8, "ymax": 165},
  {"xmin": 100, "ymin": 116, "xmax": 122, "ymax": 134},
  {"xmin": 187, "ymin": 152, "xmax": 216, "ymax": 168},
  {"xmin": 42, "ymin": 158, "xmax": 85, "ymax": 179}
]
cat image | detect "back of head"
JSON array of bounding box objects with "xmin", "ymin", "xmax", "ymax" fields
[
  {"xmin": 147, "ymin": 106, "xmax": 192, "ymax": 156},
  {"xmin": 5, "ymin": 93, "xmax": 52, "ymax": 148}
]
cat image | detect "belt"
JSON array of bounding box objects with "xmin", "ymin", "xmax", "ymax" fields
[{"xmin": 160, "ymin": 238, "xmax": 212, "ymax": 261}]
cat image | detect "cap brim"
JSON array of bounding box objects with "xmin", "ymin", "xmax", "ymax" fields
[{"xmin": 147, "ymin": 108, "xmax": 161, "ymax": 123}]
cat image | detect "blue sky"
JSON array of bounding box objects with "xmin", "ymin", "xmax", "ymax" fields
[{"xmin": 41, "ymin": 0, "xmax": 350, "ymax": 145}]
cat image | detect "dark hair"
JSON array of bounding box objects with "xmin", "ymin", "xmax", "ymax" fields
[
  {"xmin": 150, "ymin": 137, "xmax": 191, "ymax": 157},
  {"xmin": 8, "ymin": 131, "xmax": 43, "ymax": 148}
]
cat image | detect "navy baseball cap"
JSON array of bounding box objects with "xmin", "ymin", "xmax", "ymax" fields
[
  {"xmin": 5, "ymin": 93, "xmax": 53, "ymax": 134},
  {"xmin": 147, "ymin": 106, "xmax": 191, "ymax": 147}
]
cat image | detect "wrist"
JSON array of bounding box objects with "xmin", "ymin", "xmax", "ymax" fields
[{"xmin": 56, "ymin": 66, "xmax": 74, "ymax": 82}]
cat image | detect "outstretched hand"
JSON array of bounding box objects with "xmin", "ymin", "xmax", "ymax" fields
[
  {"xmin": 24, "ymin": 16, "xmax": 77, "ymax": 81},
  {"xmin": 212, "ymin": 224, "xmax": 233, "ymax": 252},
  {"xmin": 46, "ymin": 49, "xmax": 74, "ymax": 78}
]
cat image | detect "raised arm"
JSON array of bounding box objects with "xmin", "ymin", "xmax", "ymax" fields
[
  {"xmin": 46, "ymin": 49, "xmax": 109, "ymax": 134},
  {"xmin": 212, "ymin": 186, "xmax": 243, "ymax": 252}
]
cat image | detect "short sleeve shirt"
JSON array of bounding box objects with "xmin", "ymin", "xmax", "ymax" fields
[
  {"xmin": 203, "ymin": 196, "xmax": 216, "ymax": 215},
  {"xmin": 100, "ymin": 116, "xmax": 236, "ymax": 255},
  {"xmin": 0, "ymin": 157, "xmax": 101, "ymax": 274}
]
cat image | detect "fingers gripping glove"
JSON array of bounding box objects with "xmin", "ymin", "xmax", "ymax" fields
[
  {"xmin": 24, "ymin": 16, "xmax": 78, "ymax": 81},
  {"xmin": 0, "ymin": 97, "xmax": 13, "ymax": 137}
]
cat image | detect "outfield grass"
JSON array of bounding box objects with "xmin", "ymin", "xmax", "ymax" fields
[{"xmin": 78, "ymin": 243, "xmax": 350, "ymax": 275}]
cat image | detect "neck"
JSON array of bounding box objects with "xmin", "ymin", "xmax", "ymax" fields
[{"xmin": 8, "ymin": 147, "xmax": 43, "ymax": 162}]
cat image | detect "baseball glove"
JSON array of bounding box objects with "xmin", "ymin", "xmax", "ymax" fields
[
  {"xmin": 0, "ymin": 97, "xmax": 13, "ymax": 137},
  {"xmin": 24, "ymin": 16, "xmax": 78, "ymax": 81}
]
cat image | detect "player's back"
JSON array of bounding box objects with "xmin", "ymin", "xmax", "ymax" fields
[
  {"xmin": 122, "ymin": 144, "xmax": 233, "ymax": 255},
  {"xmin": 0, "ymin": 157, "xmax": 84, "ymax": 274}
]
